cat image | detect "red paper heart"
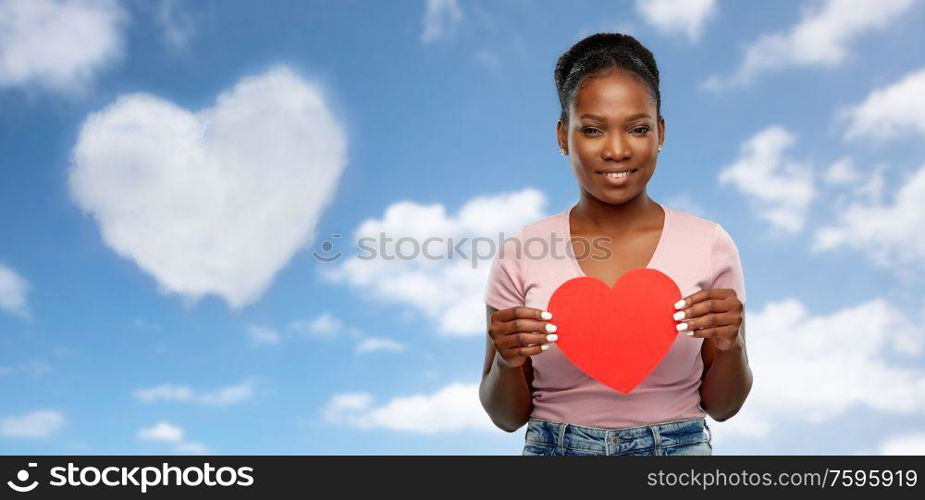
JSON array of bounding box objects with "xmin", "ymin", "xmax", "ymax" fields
[{"xmin": 546, "ymin": 268, "xmax": 682, "ymax": 394}]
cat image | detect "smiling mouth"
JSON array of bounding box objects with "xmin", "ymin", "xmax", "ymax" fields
[{"xmin": 597, "ymin": 169, "xmax": 638, "ymax": 179}]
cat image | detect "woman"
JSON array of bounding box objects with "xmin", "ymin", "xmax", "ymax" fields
[{"xmin": 479, "ymin": 33, "xmax": 751, "ymax": 456}]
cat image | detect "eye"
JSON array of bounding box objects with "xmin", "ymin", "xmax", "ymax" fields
[
  {"xmin": 631, "ymin": 126, "xmax": 650, "ymax": 135},
  {"xmin": 581, "ymin": 127, "xmax": 602, "ymax": 136}
]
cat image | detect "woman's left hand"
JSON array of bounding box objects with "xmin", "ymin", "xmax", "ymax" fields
[{"xmin": 673, "ymin": 289, "xmax": 744, "ymax": 352}]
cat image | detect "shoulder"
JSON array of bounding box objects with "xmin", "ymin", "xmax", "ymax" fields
[
  {"xmin": 662, "ymin": 204, "xmax": 727, "ymax": 242},
  {"xmin": 662, "ymin": 204, "xmax": 741, "ymax": 258},
  {"xmin": 663, "ymin": 204, "xmax": 719, "ymax": 233}
]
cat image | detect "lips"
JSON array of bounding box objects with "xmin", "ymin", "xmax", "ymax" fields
[
  {"xmin": 596, "ymin": 168, "xmax": 638, "ymax": 174},
  {"xmin": 596, "ymin": 168, "xmax": 638, "ymax": 184}
]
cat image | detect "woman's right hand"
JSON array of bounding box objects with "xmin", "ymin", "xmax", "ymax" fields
[{"xmin": 488, "ymin": 306, "xmax": 558, "ymax": 369}]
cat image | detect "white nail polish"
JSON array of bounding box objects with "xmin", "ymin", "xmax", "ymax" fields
[
  {"xmin": 674, "ymin": 299, "xmax": 686, "ymax": 310},
  {"xmin": 676, "ymin": 323, "xmax": 688, "ymax": 332},
  {"xmin": 546, "ymin": 334, "xmax": 558, "ymax": 342},
  {"xmin": 541, "ymin": 344, "xmax": 549, "ymax": 351},
  {"xmin": 541, "ymin": 311, "xmax": 553, "ymax": 320},
  {"xmin": 673, "ymin": 311, "xmax": 685, "ymax": 321},
  {"xmin": 545, "ymin": 323, "xmax": 557, "ymax": 333},
  {"xmin": 686, "ymin": 331, "xmax": 694, "ymax": 336}
]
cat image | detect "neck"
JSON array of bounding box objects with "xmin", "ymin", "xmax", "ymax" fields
[{"xmin": 573, "ymin": 189, "xmax": 657, "ymax": 235}]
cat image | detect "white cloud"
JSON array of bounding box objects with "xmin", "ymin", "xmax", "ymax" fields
[
  {"xmin": 320, "ymin": 382, "xmax": 494, "ymax": 434},
  {"xmin": 842, "ymin": 68, "xmax": 925, "ymax": 142},
  {"xmin": 714, "ymin": 297, "xmax": 925, "ymax": 441},
  {"xmin": 822, "ymin": 155, "xmax": 887, "ymax": 209},
  {"xmin": 11, "ymin": 360, "xmax": 52, "ymax": 377},
  {"xmin": 814, "ymin": 164, "xmax": 925, "ymax": 274},
  {"xmin": 853, "ymin": 164, "xmax": 887, "ymax": 204},
  {"xmin": 473, "ymin": 49, "xmax": 501, "ymax": 68},
  {"xmin": 138, "ymin": 421, "xmax": 183, "ymax": 442},
  {"xmin": 321, "ymin": 393, "xmax": 373, "ymax": 421},
  {"xmin": 322, "ymin": 188, "xmax": 546, "ymax": 336},
  {"xmin": 824, "ymin": 158, "xmax": 887, "ymax": 215},
  {"xmin": 420, "ymin": 0, "xmax": 463, "ymax": 44},
  {"xmin": 138, "ymin": 421, "xmax": 208, "ymax": 453},
  {"xmin": 718, "ymin": 126, "xmax": 814, "ymax": 233},
  {"xmin": 289, "ymin": 312, "xmax": 345, "ymax": 340},
  {"xmin": 635, "ymin": 0, "xmax": 716, "ymax": 41},
  {"xmin": 69, "ymin": 65, "xmax": 347, "ymax": 309},
  {"xmin": 706, "ymin": 0, "xmax": 915, "ymax": 88},
  {"xmin": 356, "ymin": 337, "xmax": 405, "ymax": 354},
  {"xmin": 198, "ymin": 379, "xmax": 255, "ymax": 407},
  {"xmin": 0, "ymin": 0, "xmax": 126, "ymax": 93},
  {"xmin": 824, "ymin": 156, "xmax": 859, "ymax": 184},
  {"xmin": 0, "ymin": 409, "xmax": 65, "ymax": 438},
  {"xmin": 0, "ymin": 262, "xmax": 30, "ymax": 319},
  {"xmin": 155, "ymin": 0, "xmax": 195, "ymax": 49},
  {"xmin": 134, "ymin": 384, "xmax": 194, "ymax": 403},
  {"xmin": 246, "ymin": 325, "xmax": 281, "ymax": 346},
  {"xmin": 878, "ymin": 433, "xmax": 925, "ymax": 455},
  {"xmin": 134, "ymin": 380, "xmax": 254, "ymax": 406}
]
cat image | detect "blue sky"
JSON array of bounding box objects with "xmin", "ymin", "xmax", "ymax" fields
[{"xmin": 1, "ymin": 0, "xmax": 925, "ymax": 455}]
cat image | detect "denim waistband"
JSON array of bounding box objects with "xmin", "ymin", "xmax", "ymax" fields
[{"xmin": 525, "ymin": 417, "xmax": 711, "ymax": 455}]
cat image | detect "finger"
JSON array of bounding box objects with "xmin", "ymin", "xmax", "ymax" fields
[
  {"xmin": 492, "ymin": 306, "xmax": 552, "ymax": 323},
  {"xmin": 502, "ymin": 344, "xmax": 546, "ymax": 360},
  {"xmin": 687, "ymin": 324, "xmax": 739, "ymax": 339},
  {"xmin": 500, "ymin": 318, "xmax": 557, "ymax": 336},
  {"xmin": 676, "ymin": 298, "xmax": 733, "ymax": 322},
  {"xmin": 496, "ymin": 332, "xmax": 554, "ymax": 350},
  {"xmin": 674, "ymin": 288, "xmax": 726, "ymax": 309},
  {"xmin": 678, "ymin": 311, "xmax": 739, "ymax": 333}
]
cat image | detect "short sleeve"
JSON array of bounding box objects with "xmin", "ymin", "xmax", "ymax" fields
[
  {"xmin": 710, "ymin": 223, "xmax": 747, "ymax": 305},
  {"xmin": 484, "ymin": 227, "xmax": 527, "ymax": 310}
]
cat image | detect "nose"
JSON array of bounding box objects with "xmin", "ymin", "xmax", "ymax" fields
[{"xmin": 602, "ymin": 133, "xmax": 631, "ymax": 162}]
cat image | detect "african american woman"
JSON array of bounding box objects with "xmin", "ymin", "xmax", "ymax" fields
[{"xmin": 479, "ymin": 33, "xmax": 751, "ymax": 456}]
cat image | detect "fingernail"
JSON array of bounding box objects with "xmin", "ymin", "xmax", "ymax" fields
[
  {"xmin": 546, "ymin": 334, "xmax": 558, "ymax": 342},
  {"xmin": 673, "ymin": 311, "xmax": 686, "ymax": 321},
  {"xmin": 541, "ymin": 344, "xmax": 549, "ymax": 351},
  {"xmin": 545, "ymin": 324, "xmax": 557, "ymax": 333},
  {"xmin": 541, "ymin": 311, "xmax": 553, "ymax": 320},
  {"xmin": 676, "ymin": 323, "xmax": 688, "ymax": 332},
  {"xmin": 686, "ymin": 331, "xmax": 695, "ymax": 336},
  {"xmin": 674, "ymin": 299, "xmax": 686, "ymax": 310}
]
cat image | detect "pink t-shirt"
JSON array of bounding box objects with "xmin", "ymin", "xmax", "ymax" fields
[{"xmin": 483, "ymin": 201, "xmax": 747, "ymax": 428}]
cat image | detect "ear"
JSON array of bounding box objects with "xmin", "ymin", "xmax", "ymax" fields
[
  {"xmin": 658, "ymin": 115, "xmax": 666, "ymax": 147},
  {"xmin": 556, "ymin": 119, "xmax": 567, "ymax": 152}
]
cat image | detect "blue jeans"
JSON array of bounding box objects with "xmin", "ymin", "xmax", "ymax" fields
[{"xmin": 522, "ymin": 417, "xmax": 712, "ymax": 456}]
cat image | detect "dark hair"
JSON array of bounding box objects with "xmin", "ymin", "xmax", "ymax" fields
[{"xmin": 554, "ymin": 33, "xmax": 661, "ymax": 125}]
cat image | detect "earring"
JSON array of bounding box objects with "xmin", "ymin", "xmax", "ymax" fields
[
  {"xmin": 657, "ymin": 144, "xmax": 663, "ymax": 152},
  {"xmin": 560, "ymin": 148, "xmax": 567, "ymax": 155}
]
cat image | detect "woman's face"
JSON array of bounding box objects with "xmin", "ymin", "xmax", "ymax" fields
[{"xmin": 557, "ymin": 68, "xmax": 665, "ymax": 206}]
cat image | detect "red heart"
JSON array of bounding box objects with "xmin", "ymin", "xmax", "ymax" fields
[{"xmin": 546, "ymin": 268, "xmax": 682, "ymax": 394}]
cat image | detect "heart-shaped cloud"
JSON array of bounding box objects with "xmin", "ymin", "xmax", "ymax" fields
[{"xmin": 69, "ymin": 66, "xmax": 347, "ymax": 308}]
